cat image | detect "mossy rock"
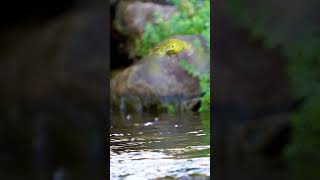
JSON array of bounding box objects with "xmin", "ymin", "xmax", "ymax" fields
[{"xmin": 111, "ymin": 35, "xmax": 209, "ymax": 113}]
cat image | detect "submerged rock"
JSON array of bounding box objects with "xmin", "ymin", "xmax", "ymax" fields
[{"xmin": 111, "ymin": 35, "xmax": 210, "ymax": 112}]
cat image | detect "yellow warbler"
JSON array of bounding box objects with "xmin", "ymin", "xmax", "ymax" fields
[{"xmin": 150, "ymin": 38, "xmax": 192, "ymax": 56}]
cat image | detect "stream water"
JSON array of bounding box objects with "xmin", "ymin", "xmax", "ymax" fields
[{"xmin": 110, "ymin": 112, "xmax": 210, "ymax": 180}]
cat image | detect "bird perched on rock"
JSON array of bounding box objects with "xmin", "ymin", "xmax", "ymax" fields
[{"xmin": 150, "ymin": 38, "xmax": 192, "ymax": 58}]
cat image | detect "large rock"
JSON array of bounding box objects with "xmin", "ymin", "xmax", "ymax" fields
[
  {"xmin": 112, "ymin": 0, "xmax": 177, "ymax": 59},
  {"xmin": 114, "ymin": 0, "xmax": 176, "ymax": 37},
  {"xmin": 111, "ymin": 35, "xmax": 209, "ymax": 112}
]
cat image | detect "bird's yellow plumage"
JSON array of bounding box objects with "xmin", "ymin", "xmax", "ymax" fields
[{"xmin": 150, "ymin": 38, "xmax": 192, "ymax": 56}]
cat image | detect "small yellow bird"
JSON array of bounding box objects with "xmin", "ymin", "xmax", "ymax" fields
[{"xmin": 150, "ymin": 38, "xmax": 192, "ymax": 57}]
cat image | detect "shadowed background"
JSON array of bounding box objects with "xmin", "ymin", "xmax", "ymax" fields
[
  {"xmin": 0, "ymin": 1, "xmax": 107, "ymax": 179},
  {"xmin": 214, "ymin": 0, "xmax": 320, "ymax": 179}
]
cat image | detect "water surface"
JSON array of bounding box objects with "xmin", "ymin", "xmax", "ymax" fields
[{"xmin": 110, "ymin": 112, "xmax": 210, "ymax": 180}]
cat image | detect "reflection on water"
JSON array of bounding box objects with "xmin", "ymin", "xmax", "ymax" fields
[{"xmin": 110, "ymin": 112, "xmax": 210, "ymax": 180}]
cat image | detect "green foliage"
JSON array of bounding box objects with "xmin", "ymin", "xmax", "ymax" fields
[
  {"xmin": 167, "ymin": 104, "xmax": 176, "ymax": 114},
  {"xmin": 179, "ymin": 59, "xmax": 210, "ymax": 112},
  {"xmin": 200, "ymin": 112, "xmax": 211, "ymax": 146},
  {"xmin": 135, "ymin": 0, "xmax": 211, "ymax": 112},
  {"xmin": 135, "ymin": 0, "xmax": 210, "ymax": 57},
  {"xmin": 285, "ymin": 95, "xmax": 320, "ymax": 160}
]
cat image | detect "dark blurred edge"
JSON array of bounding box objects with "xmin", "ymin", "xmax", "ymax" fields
[
  {"xmin": 0, "ymin": 0, "xmax": 109, "ymax": 180},
  {"xmin": 212, "ymin": 0, "xmax": 291, "ymax": 179},
  {"xmin": 106, "ymin": 0, "xmax": 111, "ymax": 178},
  {"xmin": 211, "ymin": 0, "xmax": 216, "ymax": 178},
  {"xmin": 210, "ymin": 0, "xmax": 216, "ymax": 178},
  {"xmin": 210, "ymin": 0, "xmax": 219, "ymax": 179}
]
